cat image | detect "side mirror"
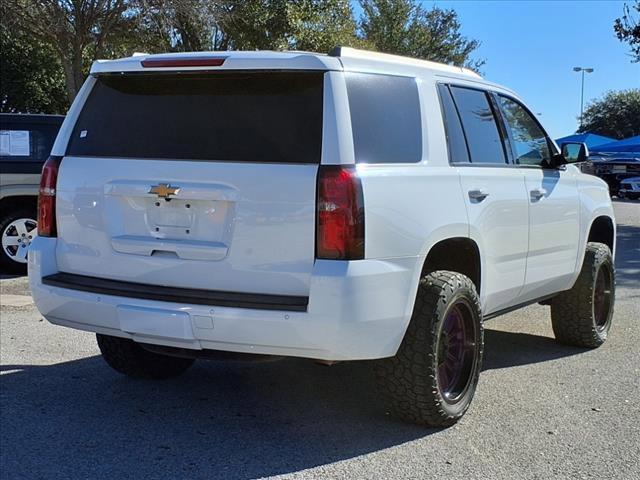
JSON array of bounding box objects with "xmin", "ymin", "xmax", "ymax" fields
[{"xmin": 560, "ymin": 142, "xmax": 589, "ymax": 164}]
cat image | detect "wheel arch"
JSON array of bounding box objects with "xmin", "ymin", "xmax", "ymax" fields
[
  {"xmin": 396, "ymin": 235, "xmax": 483, "ymax": 355},
  {"xmin": 0, "ymin": 195, "xmax": 38, "ymax": 217},
  {"xmin": 587, "ymin": 215, "xmax": 615, "ymax": 255},
  {"xmin": 420, "ymin": 237, "xmax": 482, "ymax": 296}
]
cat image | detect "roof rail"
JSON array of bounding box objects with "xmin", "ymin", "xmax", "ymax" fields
[{"xmin": 328, "ymin": 46, "xmax": 481, "ymax": 78}]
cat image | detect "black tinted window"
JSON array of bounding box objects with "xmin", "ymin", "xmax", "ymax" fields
[
  {"xmin": 0, "ymin": 124, "xmax": 59, "ymax": 163},
  {"xmin": 438, "ymin": 84, "xmax": 469, "ymax": 163},
  {"xmin": 346, "ymin": 73, "xmax": 421, "ymax": 163},
  {"xmin": 450, "ymin": 86, "xmax": 506, "ymax": 164},
  {"xmin": 498, "ymin": 96, "xmax": 551, "ymax": 166},
  {"xmin": 67, "ymin": 72, "xmax": 324, "ymax": 163}
]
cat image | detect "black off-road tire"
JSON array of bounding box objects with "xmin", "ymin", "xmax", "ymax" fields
[
  {"xmin": 376, "ymin": 271, "xmax": 483, "ymax": 427},
  {"xmin": 551, "ymin": 242, "xmax": 615, "ymax": 348},
  {"xmin": 0, "ymin": 207, "xmax": 37, "ymax": 274},
  {"xmin": 96, "ymin": 334, "xmax": 195, "ymax": 379}
]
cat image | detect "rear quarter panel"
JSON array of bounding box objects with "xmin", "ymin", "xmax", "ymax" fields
[{"xmin": 356, "ymin": 75, "xmax": 470, "ymax": 325}]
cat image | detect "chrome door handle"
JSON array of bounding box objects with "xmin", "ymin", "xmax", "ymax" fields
[
  {"xmin": 530, "ymin": 188, "xmax": 547, "ymax": 201},
  {"xmin": 468, "ymin": 189, "xmax": 490, "ymax": 201}
]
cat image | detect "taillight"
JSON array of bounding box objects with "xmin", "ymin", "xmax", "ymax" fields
[
  {"xmin": 316, "ymin": 165, "xmax": 364, "ymax": 260},
  {"xmin": 38, "ymin": 156, "xmax": 62, "ymax": 237}
]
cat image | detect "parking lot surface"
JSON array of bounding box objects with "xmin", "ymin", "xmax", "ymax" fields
[{"xmin": 1, "ymin": 200, "xmax": 638, "ymax": 480}]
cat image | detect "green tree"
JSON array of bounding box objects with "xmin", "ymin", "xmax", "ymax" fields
[
  {"xmin": 359, "ymin": 0, "xmax": 483, "ymax": 70},
  {"xmin": 615, "ymin": 1, "xmax": 640, "ymax": 62},
  {"xmin": 135, "ymin": 0, "xmax": 222, "ymax": 52},
  {"xmin": 4, "ymin": 1, "xmax": 137, "ymax": 103},
  {"xmin": 214, "ymin": 0, "xmax": 358, "ymax": 52},
  {"xmin": 577, "ymin": 89, "xmax": 640, "ymax": 139},
  {"xmin": 0, "ymin": 0, "xmax": 482, "ymax": 112},
  {"xmin": 289, "ymin": 0, "xmax": 360, "ymax": 52},
  {"xmin": 0, "ymin": 28, "xmax": 68, "ymax": 113}
]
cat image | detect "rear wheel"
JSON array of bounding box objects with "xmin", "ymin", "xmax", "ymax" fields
[
  {"xmin": 551, "ymin": 242, "xmax": 615, "ymax": 348},
  {"xmin": 96, "ymin": 334, "xmax": 195, "ymax": 379},
  {"xmin": 0, "ymin": 207, "xmax": 37, "ymax": 273},
  {"xmin": 376, "ymin": 271, "xmax": 483, "ymax": 427}
]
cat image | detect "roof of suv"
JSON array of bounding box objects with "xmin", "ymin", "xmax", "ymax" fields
[{"xmin": 90, "ymin": 47, "xmax": 482, "ymax": 80}]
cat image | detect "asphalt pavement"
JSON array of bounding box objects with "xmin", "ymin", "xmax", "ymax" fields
[{"xmin": 1, "ymin": 200, "xmax": 638, "ymax": 480}]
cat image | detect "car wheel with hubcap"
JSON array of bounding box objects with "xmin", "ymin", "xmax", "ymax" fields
[
  {"xmin": 0, "ymin": 208, "xmax": 37, "ymax": 273},
  {"xmin": 376, "ymin": 270, "xmax": 483, "ymax": 427}
]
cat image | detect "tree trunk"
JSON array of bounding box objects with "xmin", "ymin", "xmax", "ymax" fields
[
  {"xmin": 60, "ymin": 53, "xmax": 78, "ymax": 105},
  {"xmin": 72, "ymin": 42, "xmax": 84, "ymax": 98}
]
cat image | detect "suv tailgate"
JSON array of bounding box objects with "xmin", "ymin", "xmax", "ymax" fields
[{"xmin": 54, "ymin": 71, "xmax": 324, "ymax": 298}]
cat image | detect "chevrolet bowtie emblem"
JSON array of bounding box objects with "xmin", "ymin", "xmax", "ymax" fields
[{"xmin": 149, "ymin": 183, "xmax": 180, "ymax": 199}]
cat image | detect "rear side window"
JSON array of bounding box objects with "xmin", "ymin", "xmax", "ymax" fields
[
  {"xmin": 0, "ymin": 124, "xmax": 59, "ymax": 163},
  {"xmin": 437, "ymin": 84, "xmax": 470, "ymax": 163},
  {"xmin": 449, "ymin": 86, "xmax": 507, "ymax": 165},
  {"xmin": 67, "ymin": 72, "xmax": 324, "ymax": 163},
  {"xmin": 346, "ymin": 73, "xmax": 422, "ymax": 163}
]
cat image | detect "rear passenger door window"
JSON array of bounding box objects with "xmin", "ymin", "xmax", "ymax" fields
[
  {"xmin": 496, "ymin": 95, "xmax": 552, "ymax": 167},
  {"xmin": 345, "ymin": 72, "xmax": 422, "ymax": 163},
  {"xmin": 438, "ymin": 84, "xmax": 470, "ymax": 164},
  {"xmin": 449, "ymin": 86, "xmax": 507, "ymax": 165}
]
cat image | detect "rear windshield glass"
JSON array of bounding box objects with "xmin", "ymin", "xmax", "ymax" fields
[{"xmin": 67, "ymin": 72, "xmax": 324, "ymax": 163}]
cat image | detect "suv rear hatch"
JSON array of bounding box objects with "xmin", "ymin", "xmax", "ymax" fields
[{"xmin": 54, "ymin": 71, "xmax": 324, "ymax": 298}]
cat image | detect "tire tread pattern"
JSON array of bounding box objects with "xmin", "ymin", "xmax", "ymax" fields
[
  {"xmin": 375, "ymin": 271, "xmax": 483, "ymax": 427},
  {"xmin": 550, "ymin": 242, "xmax": 615, "ymax": 348}
]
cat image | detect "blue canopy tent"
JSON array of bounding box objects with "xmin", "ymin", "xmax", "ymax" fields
[
  {"xmin": 555, "ymin": 133, "xmax": 615, "ymax": 148},
  {"xmin": 590, "ymin": 136, "xmax": 640, "ymax": 153}
]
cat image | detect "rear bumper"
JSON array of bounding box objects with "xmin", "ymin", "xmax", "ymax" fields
[{"xmin": 29, "ymin": 237, "xmax": 420, "ymax": 361}]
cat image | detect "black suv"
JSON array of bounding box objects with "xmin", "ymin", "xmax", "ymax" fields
[{"xmin": 0, "ymin": 113, "xmax": 64, "ymax": 272}]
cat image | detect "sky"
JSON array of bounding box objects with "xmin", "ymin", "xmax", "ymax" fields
[{"xmin": 353, "ymin": 0, "xmax": 640, "ymax": 139}]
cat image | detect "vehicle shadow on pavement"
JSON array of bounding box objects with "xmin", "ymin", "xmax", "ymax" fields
[
  {"xmin": 615, "ymin": 224, "xmax": 640, "ymax": 289},
  {"xmin": 0, "ymin": 355, "xmax": 431, "ymax": 480},
  {"xmin": 0, "ymin": 273, "xmax": 23, "ymax": 280},
  {"xmin": 0, "ymin": 327, "xmax": 592, "ymax": 480},
  {"xmin": 483, "ymin": 329, "xmax": 584, "ymax": 370}
]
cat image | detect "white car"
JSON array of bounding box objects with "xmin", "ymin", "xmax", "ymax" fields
[
  {"xmin": 619, "ymin": 176, "xmax": 640, "ymax": 200},
  {"xmin": 29, "ymin": 48, "xmax": 616, "ymax": 427}
]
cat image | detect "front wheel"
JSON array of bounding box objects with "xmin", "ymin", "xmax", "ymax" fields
[
  {"xmin": 551, "ymin": 242, "xmax": 615, "ymax": 348},
  {"xmin": 376, "ymin": 271, "xmax": 483, "ymax": 427}
]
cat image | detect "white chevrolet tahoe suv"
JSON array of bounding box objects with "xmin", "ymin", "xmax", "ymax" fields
[{"xmin": 29, "ymin": 48, "xmax": 616, "ymax": 427}]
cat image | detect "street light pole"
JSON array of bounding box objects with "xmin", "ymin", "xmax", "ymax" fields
[{"xmin": 573, "ymin": 67, "xmax": 594, "ymax": 130}]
